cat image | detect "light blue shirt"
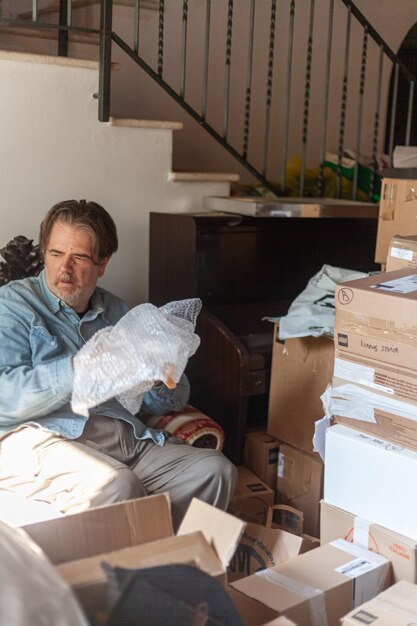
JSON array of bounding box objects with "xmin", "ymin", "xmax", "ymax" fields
[{"xmin": 0, "ymin": 270, "xmax": 190, "ymax": 444}]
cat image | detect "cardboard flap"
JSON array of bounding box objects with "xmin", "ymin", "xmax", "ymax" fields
[
  {"xmin": 177, "ymin": 498, "xmax": 245, "ymax": 569},
  {"xmin": 23, "ymin": 493, "xmax": 173, "ymax": 564},
  {"xmin": 57, "ymin": 530, "xmax": 225, "ymax": 587}
]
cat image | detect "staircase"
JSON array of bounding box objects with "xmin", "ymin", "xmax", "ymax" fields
[{"xmin": 1, "ymin": 1, "xmax": 416, "ymax": 201}]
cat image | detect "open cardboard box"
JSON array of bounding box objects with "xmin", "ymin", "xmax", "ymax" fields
[
  {"xmin": 228, "ymin": 505, "xmax": 319, "ymax": 583},
  {"xmin": 21, "ymin": 493, "xmax": 245, "ymax": 623}
]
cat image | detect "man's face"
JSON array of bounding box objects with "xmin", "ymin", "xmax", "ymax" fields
[{"xmin": 44, "ymin": 221, "xmax": 109, "ymax": 313}]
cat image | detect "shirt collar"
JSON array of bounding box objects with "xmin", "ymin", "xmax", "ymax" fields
[
  {"xmin": 39, "ymin": 269, "xmax": 61, "ymax": 313},
  {"xmin": 39, "ymin": 269, "xmax": 105, "ymax": 318}
]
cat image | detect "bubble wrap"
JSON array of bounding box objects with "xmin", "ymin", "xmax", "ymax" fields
[
  {"xmin": 0, "ymin": 520, "xmax": 88, "ymax": 625},
  {"xmin": 71, "ymin": 298, "xmax": 202, "ymax": 417}
]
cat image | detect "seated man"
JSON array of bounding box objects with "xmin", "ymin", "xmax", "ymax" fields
[{"xmin": 0, "ymin": 199, "xmax": 236, "ymax": 529}]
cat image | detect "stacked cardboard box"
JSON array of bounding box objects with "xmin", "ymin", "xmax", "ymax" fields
[
  {"xmin": 332, "ymin": 268, "xmax": 417, "ymax": 450},
  {"xmin": 244, "ymin": 430, "xmax": 280, "ymax": 490},
  {"xmin": 229, "ymin": 465, "xmax": 275, "ymax": 525},
  {"xmin": 375, "ymin": 178, "xmax": 417, "ymax": 265},
  {"xmin": 322, "ymin": 265, "xmax": 417, "ymax": 583},
  {"xmin": 266, "ymin": 324, "xmax": 334, "ymax": 537},
  {"xmin": 386, "ymin": 234, "xmax": 417, "ymax": 272}
]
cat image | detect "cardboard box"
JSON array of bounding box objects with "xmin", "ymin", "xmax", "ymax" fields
[
  {"xmin": 330, "ymin": 354, "xmax": 417, "ymax": 451},
  {"xmin": 244, "ymin": 430, "xmax": 279, "ymax": 489},
  {"xmin": 229, "ymin": 585, "xmax": 279, "ymax": 626},
  {"xmin": 333, "ymin": 401, "xmax": 417, "ymax": 455},
  {"xmin": 324, "ymin": 424, "xmax": 417, "ymax": 539},
  {"xmin": 58, "ymin": 530, "xmax": 225, "ymax": 616},
  {"xmin": 268, "ymin": 328, "xmax": 334, "ymax": 453},
  {"xmin": 334, "ymin": 268, "xmax": 417, "ymax": 370},
  {"xmin": 228, "ymin": 516, "xmax": 317, "ymax": 583},
  {"xmin": 333, "ymin": 352, "xmax": 417, "ymax": 406},
  {"xmin": 23, "ymin": 494, "xmax": 245, "ymax": 623},
  {"xmin": 23, "ymin": 493, "xmax": 174, "ymax": 565},
  {"xmin": 341, "ymin": 581, "xmax": 417, "ymax": 625},
  {"xmin": 387, "ymin": 234, "xmax": 417, "ymax": 271},
  {"xmin": 229, "ymin": 465, "xmax": 275, "ymax": 525},
  {"xmin": 375, "ymin": 178, "xmax": 417, "ymax": 264},
  {"xmin": 320, "ymin": 500, "xmax": 417, "ymax": 583},
  {"xmin": 277, "ymin": 444, "xmax": 323, "ymax": 538},
  {"xmin": 230, "ymin": 539, "xmax": 391, "ymax": 626}
]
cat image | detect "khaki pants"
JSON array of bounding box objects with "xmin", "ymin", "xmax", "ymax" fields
[{"xmin": 0, "ymin": 417, "xmax": 237, "ymax": 529}]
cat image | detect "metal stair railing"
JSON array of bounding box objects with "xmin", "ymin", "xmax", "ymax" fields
[
  {"xmin": 0, "ymin": 1, "xmax": 101, "ymax": 54},
  {"xmin": 1, "ymin": 0, "xmax": 416, "ymax": 202},
  {"xmin": 102, "ymin": 0, "xmax": 417, "ymax": 201}
]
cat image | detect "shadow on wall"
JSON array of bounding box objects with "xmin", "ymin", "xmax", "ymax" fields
[{"xmin": 385, "ymin": 22, "xmax": 417, "ymax": 150}]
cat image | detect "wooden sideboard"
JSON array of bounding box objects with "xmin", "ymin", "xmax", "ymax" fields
[{"xmin": 149, "ymin": 211, "xmax": 379, "ymax": 462}]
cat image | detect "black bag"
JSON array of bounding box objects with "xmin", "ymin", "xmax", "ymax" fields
[{"xmin": 103, "ymin": 562, "xmax": 243, "ymax": 626}]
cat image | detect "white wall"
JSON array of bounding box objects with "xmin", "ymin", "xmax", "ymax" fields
[{"xmin": 0, "ymin": 52, "xmax": 231, "ymax": 306}]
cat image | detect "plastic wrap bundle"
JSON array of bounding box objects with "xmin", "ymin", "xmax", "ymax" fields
[
  {"xmin": 0, "ymin": 520, "xmax": 88, "ymax": 625},
  {"xmin": 71, "ymin": 298, "xmax": 202, "ymax": 417},
  {"xmin": 277, "ymin": 264, "xmax": 368, "ymax": 340}
]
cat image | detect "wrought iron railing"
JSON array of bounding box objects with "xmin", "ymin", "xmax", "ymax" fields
[{"xmin": 1, "ymin": 0, "xmax": 416, "ymax": 201}]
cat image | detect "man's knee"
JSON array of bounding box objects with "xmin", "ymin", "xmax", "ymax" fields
[
  {"xmin": 202, "ymin": 451, "xmax": 237, "ymax": 483},
  {"xmin": 191, "ymin": 451, "xmax": 237, "ymax": 510},
  {"xmin": 88, "ymin": 466, "xmax": 147, "ymax": 509},
  {"xmin": 214, "ymin": 453, "xmax": 236, "ymax": 482}
]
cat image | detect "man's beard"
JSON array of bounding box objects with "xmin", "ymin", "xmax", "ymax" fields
[{"xmin": 54, "ymin": 273, "xmax": 84, "ymax": 309}]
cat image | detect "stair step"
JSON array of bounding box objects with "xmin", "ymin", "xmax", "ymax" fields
[
  {"xmin": 0, "ymin": 49, "xmax": 99, "ymax": 69},
  {"xmin": 18, "ymin": 0, "xmax": 158, "ymax": 20},
  {"xmin": 168, "ymin": 172, "xmax": 240, "ymax": 183},
  {"xmin": 109, "ymin": 117, "xmax": 183, "ymax": 130},
  {"xmin": 0, "ymin": 25, "xmax": 99, "ymax": 47}
]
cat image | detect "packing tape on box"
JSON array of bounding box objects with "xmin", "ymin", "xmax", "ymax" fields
[
  {"xmin": 330, "ymin": 539, "xmax": 388, "ymax": 567},
  {"xmin": 256, "ymin": 569, "xmax": 328, "ymax": 626},
  {"xmin": 335, "ymin": 311, "xmax": 417, "ymax": 346},
  {"xmin": 353, "ymin": 517, "xmax": 371, "ymax": 550},
  {"xmin": 329, "ymin": 382, "xmax": 417, "ymax": 423},
  {"xmin": 330, "ymin": 539, "xmax": 389, "ymax": 605},
  {"xmin": 334, "ymin": 357, "xmax": 376, "ymax": 388}
]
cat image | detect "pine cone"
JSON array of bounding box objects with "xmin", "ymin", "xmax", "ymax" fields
[{"xmin": 0, "ymin": 236, "xmax": 43, "ymax": 286}]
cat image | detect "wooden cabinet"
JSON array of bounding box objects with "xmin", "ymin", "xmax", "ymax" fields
[{"xmin": 149, "ymin": 211, "xmax": 379, "ymax": 463}]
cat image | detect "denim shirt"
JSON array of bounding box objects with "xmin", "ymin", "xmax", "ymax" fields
[{"xmin": 0, "ymin": 270, "xmax": 190, "ymax": 445}]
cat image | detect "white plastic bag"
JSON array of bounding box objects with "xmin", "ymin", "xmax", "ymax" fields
[
  {"xmin": 0, "ymin": 520, "xmax": 88, "ymax": 625},
  {"xmin": 277, "ymin": 264, "xmax": 368, "ymax": 340},
  {"xmin": 71, "ymin": 298, "xmax": 201, "ymax": 416}
]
